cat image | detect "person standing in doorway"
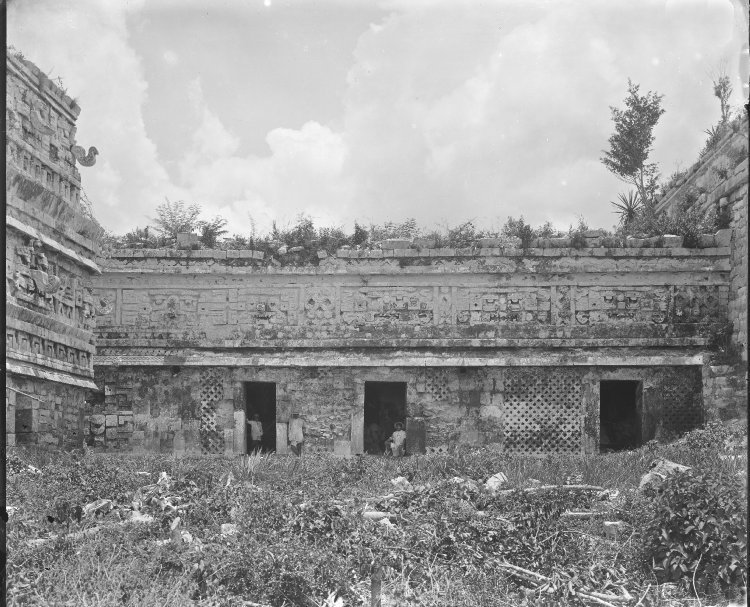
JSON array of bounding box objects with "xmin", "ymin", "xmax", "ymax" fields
[
  {"xmin": 386, "ymin": 422, "xmax": 407, "ymax": 457},
  {"xmin": 247, "ymin": 413, "xmax": 263, "ymax": 452},
  {"xmin": 288, "ymin": 412, "xmax": 305, "ymax": 456}
]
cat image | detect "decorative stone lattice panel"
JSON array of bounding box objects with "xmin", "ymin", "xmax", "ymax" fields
[
  {"xmin": 423, "ymin": 369, "xmax": 449, "ymax": 400},
  {"xmin": 199, "ymin": 368, "xmax": 224, "ymax": 454},
  {"xmin": 660, "ymin": 368, "xmax": 703, "ymax": 436},
  {"xmin": 504, "ymin": 369, "xmax": 583, "ymax": 454}
]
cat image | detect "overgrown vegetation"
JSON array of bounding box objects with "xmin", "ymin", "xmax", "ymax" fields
[
  {"xmin": 637, "ymin": 469, "xmax": 746, "ymax": 597},
  {"xmin": 606, "ymin": 69, "xmax": 747, "ymax": 243},
  {"xmin": 104, "ymin": 209, "xmax": 579, "ymax": 256},
  {"xmin": 601, "ymin": 79, "xmax": 665, "ymax": 205},
  {"xmin": 7, "ymin": 422, "xmax": 746, "ymax": 606}
]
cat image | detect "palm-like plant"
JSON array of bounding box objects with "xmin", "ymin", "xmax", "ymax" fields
[{"xmin": 611, "ymin": 191, "xmax": 642, "ymax": 224}]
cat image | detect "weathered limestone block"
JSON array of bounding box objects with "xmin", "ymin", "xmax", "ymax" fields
[
  {"xmin": 334, "ymin": 439, "xmax": 352, "ymax": 456},
  {"xmin": 480, "ymin": 404, "xmax": 503, "ymax": 419},
  {"xmin": 233, "ymin": 410, "xmax": 246, "ymax": 454},
  {"xmin": 715, "ymin": 228, "xmax": 732, "ymax": 247},
  {"xmin": 276, "ymin": 422, "xmax": 288, "ymax": 454},
  {"xmin": 378, "ymin": 239, "xmax": 412, "ymax": 249},
  {"xmin": 223, "ymin": 429, "xmax": 234, "ymax": 456},
  {"xmin": 662, "ymin": 235, "xmax": 683, "ymax": 247}
]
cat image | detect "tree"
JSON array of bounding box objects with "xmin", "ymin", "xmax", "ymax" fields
[
  {"xmin": 712, "ymin": 70, "xmax": 733, "ymax": 125},
  {"xmin": 120, "ymin": 226, "xmax": 160, "ymax": 249},
  {"xmin": 352, "ymin": 222, "xmax": 368, "ymax": 246},
  {"xmin": 151, "ymin": 198, "xmax": 202, "ymax": 242},
  {"xmin": 601, "ymin": 80, "xmax": 665, "ymax": 205},
  {"xmin": 501, "ymin": 216, "xmax": 535, "ymax": 248},
  {"xmin": 197, "ymin": 216, "xmax": 229, "ymax": 248},
  {"xmin": 699, "ymin": 69, "xmax": 735, "ymax": 158}
]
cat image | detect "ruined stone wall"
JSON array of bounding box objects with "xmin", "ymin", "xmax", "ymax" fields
[
  {"xmin": 6, "ymin": 375, "xmax": 87, "ymax": 449},
  {"xmin": 6, "ymin": 54, "xmax": 102, "ymax": 447},
  {"xmin": 656, "ymin": 120, "xmax": 748, "ymax": 419},
  {"xmin": 657, "ymin": 121, "xmax": 748, "ymax": 358},
  {"xmin": 89, "ymin": 364, "xmax": 703, "ymax": 456}
]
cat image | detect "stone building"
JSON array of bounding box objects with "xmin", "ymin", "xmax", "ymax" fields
[
  {"xmin": 90, "ymin": 233, "xmax": 742, "ymax": 456},
  {"xmin": 5, "ymin": 53, "xmax": 101, "ymax": 448},
  {"xmin": 6, "ymin": 55, "xmax": 746, "ymax": 456}
]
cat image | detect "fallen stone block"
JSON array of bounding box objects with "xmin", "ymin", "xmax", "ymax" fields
[
  {"xmin": 389, "ymin": 476, "xmax": 413, "ymax": 492},
  {"xmin": 638, "ymin": 459, "xmax": 691, "ymax": 490},
  {"xmin": 363, "ymin": 511, "xmax": 391, "ymax": 521},
  {"xmin": 128, "ymin": 511, "xmax": 155, "ymax": 524},
  {"xmin": 221, "ymin": 523, "xmax": 238, "ymax": 536},
  {"xmin": 484, "ymin": 472, "xmax": 508, "ymax": 493},
  {"xmin": 449, "ymin": 476, "xmax": 479, "ymax": 490},
  {"xmin": 83, "ymin": 498, "xmax": 113, "ymax": 518},
  {"xmin": 603, "ymin": 521, "xmax": 627, "ymax": 540}
]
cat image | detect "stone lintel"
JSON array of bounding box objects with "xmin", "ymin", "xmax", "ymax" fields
[
  {"xmin": 6, "ymin": 361, "xmax": 99, "ymax": 389},
  {"xmin": 7, "ymin": 350, "xmax": 93, "ymax": 377}
]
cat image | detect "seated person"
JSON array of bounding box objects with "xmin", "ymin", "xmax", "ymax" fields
[{"xmin": 385, "ymin": 422, "xmax": 407, "ymax": 457}]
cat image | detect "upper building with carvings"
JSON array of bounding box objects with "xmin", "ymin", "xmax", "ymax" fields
[{"xmin": 6, "ymin": 52, "xmax": 103, "ymax": 448}]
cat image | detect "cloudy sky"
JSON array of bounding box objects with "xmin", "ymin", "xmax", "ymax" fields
[{"xmin": 8, "ymin": 0, "xmax": 748, "ymax": 237}]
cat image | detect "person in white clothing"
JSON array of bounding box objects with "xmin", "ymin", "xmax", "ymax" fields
[
  {"xmin": 288, "ymin": 412, "xmax": 304, "ymax": 456},
  {"xmin": 386, "ymin": 422, "xmax": 407, "ymax": 457},
  {"xmin": 247, "ymin": 414, "xmax": 264, "ymax": 452}
]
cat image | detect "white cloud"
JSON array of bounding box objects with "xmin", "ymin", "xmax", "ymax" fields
[
  {"xmin": 163, "ymin": 49, "xmax": 179, "ymax": 65},
  {"xmin": 333, "ymin": 0, "xmax": 742, "ymax": 230},
  {"xmin": 179, "ymin": 118, "xmax": 352, "ymax": 234},
  {"xmin": 9, "ymin": 0, "xmax": 744, "ymax": 237}
]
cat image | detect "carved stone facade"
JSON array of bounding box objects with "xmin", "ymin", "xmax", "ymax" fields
[
  {"xmin": 91, "ymin": 244, "xmax": 736, "ymax": 455},
  {"xmin": 6, "ymin": 54, "xmax": 101, "ymax": 448}
]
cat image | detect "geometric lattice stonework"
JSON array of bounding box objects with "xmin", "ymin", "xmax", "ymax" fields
[
  {"xmin": 503, "ymin": 368, "xmax": 583, "ymax": 454},
  {"xmin": 423, "ymin": 369, "xmax": 450, "ymax": 400},
  {"xmin": 660, "ymin": 367, "xmax": 703, "ymax": 437},
  {"xmin": 199, "ymin": 368, "xmax": 224, "ymax": 455}
]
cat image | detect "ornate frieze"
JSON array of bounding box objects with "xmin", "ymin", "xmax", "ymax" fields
[
  {"xmin": 455, "ymin": 288, "xmax": 551, "ymax": 325},
  {"xmin": 672, "ymin": 285, "xmax": 726, "ymax": 323},
  {"xmin": 302, "ymin": 287, "xmax": 337, "ymax": 324},
  {"xmin": 94, "ymin": 276, "xmax": 729, "ymax": 346},
  {"xmin": 7, "ymin": 236, "xmax": 99, "ymax": 331},
  {"xmin": 574, "ymin": 287, "xmax": 671, "ymax": 325},
  {"xmin": 340, "ymin": 286, "xmax": 433, "ymax": 325},
  {"xmin": 6, "ymin": 326, "xmax": 92, "ymax": 373},
  {"xmin": 232, "ymin": 288, "xmax": 299, "ymax": 326}
]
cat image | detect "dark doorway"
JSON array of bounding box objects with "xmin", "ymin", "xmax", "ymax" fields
[
  {"xmin": 364, "ymin": 381, "xmax": 407, "ymax": 454},
  {"xmin": 245, "ymin": 382, "xmax": 276, "ymax": 453},
  {"xmin": 600, "ymin": 380, "xmax": 641, "ymax": 451}
]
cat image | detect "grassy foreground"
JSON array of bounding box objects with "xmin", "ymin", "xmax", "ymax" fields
[{"xmin": 6, "ymin": 423, "xmax": 747, "ymax": 607}]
